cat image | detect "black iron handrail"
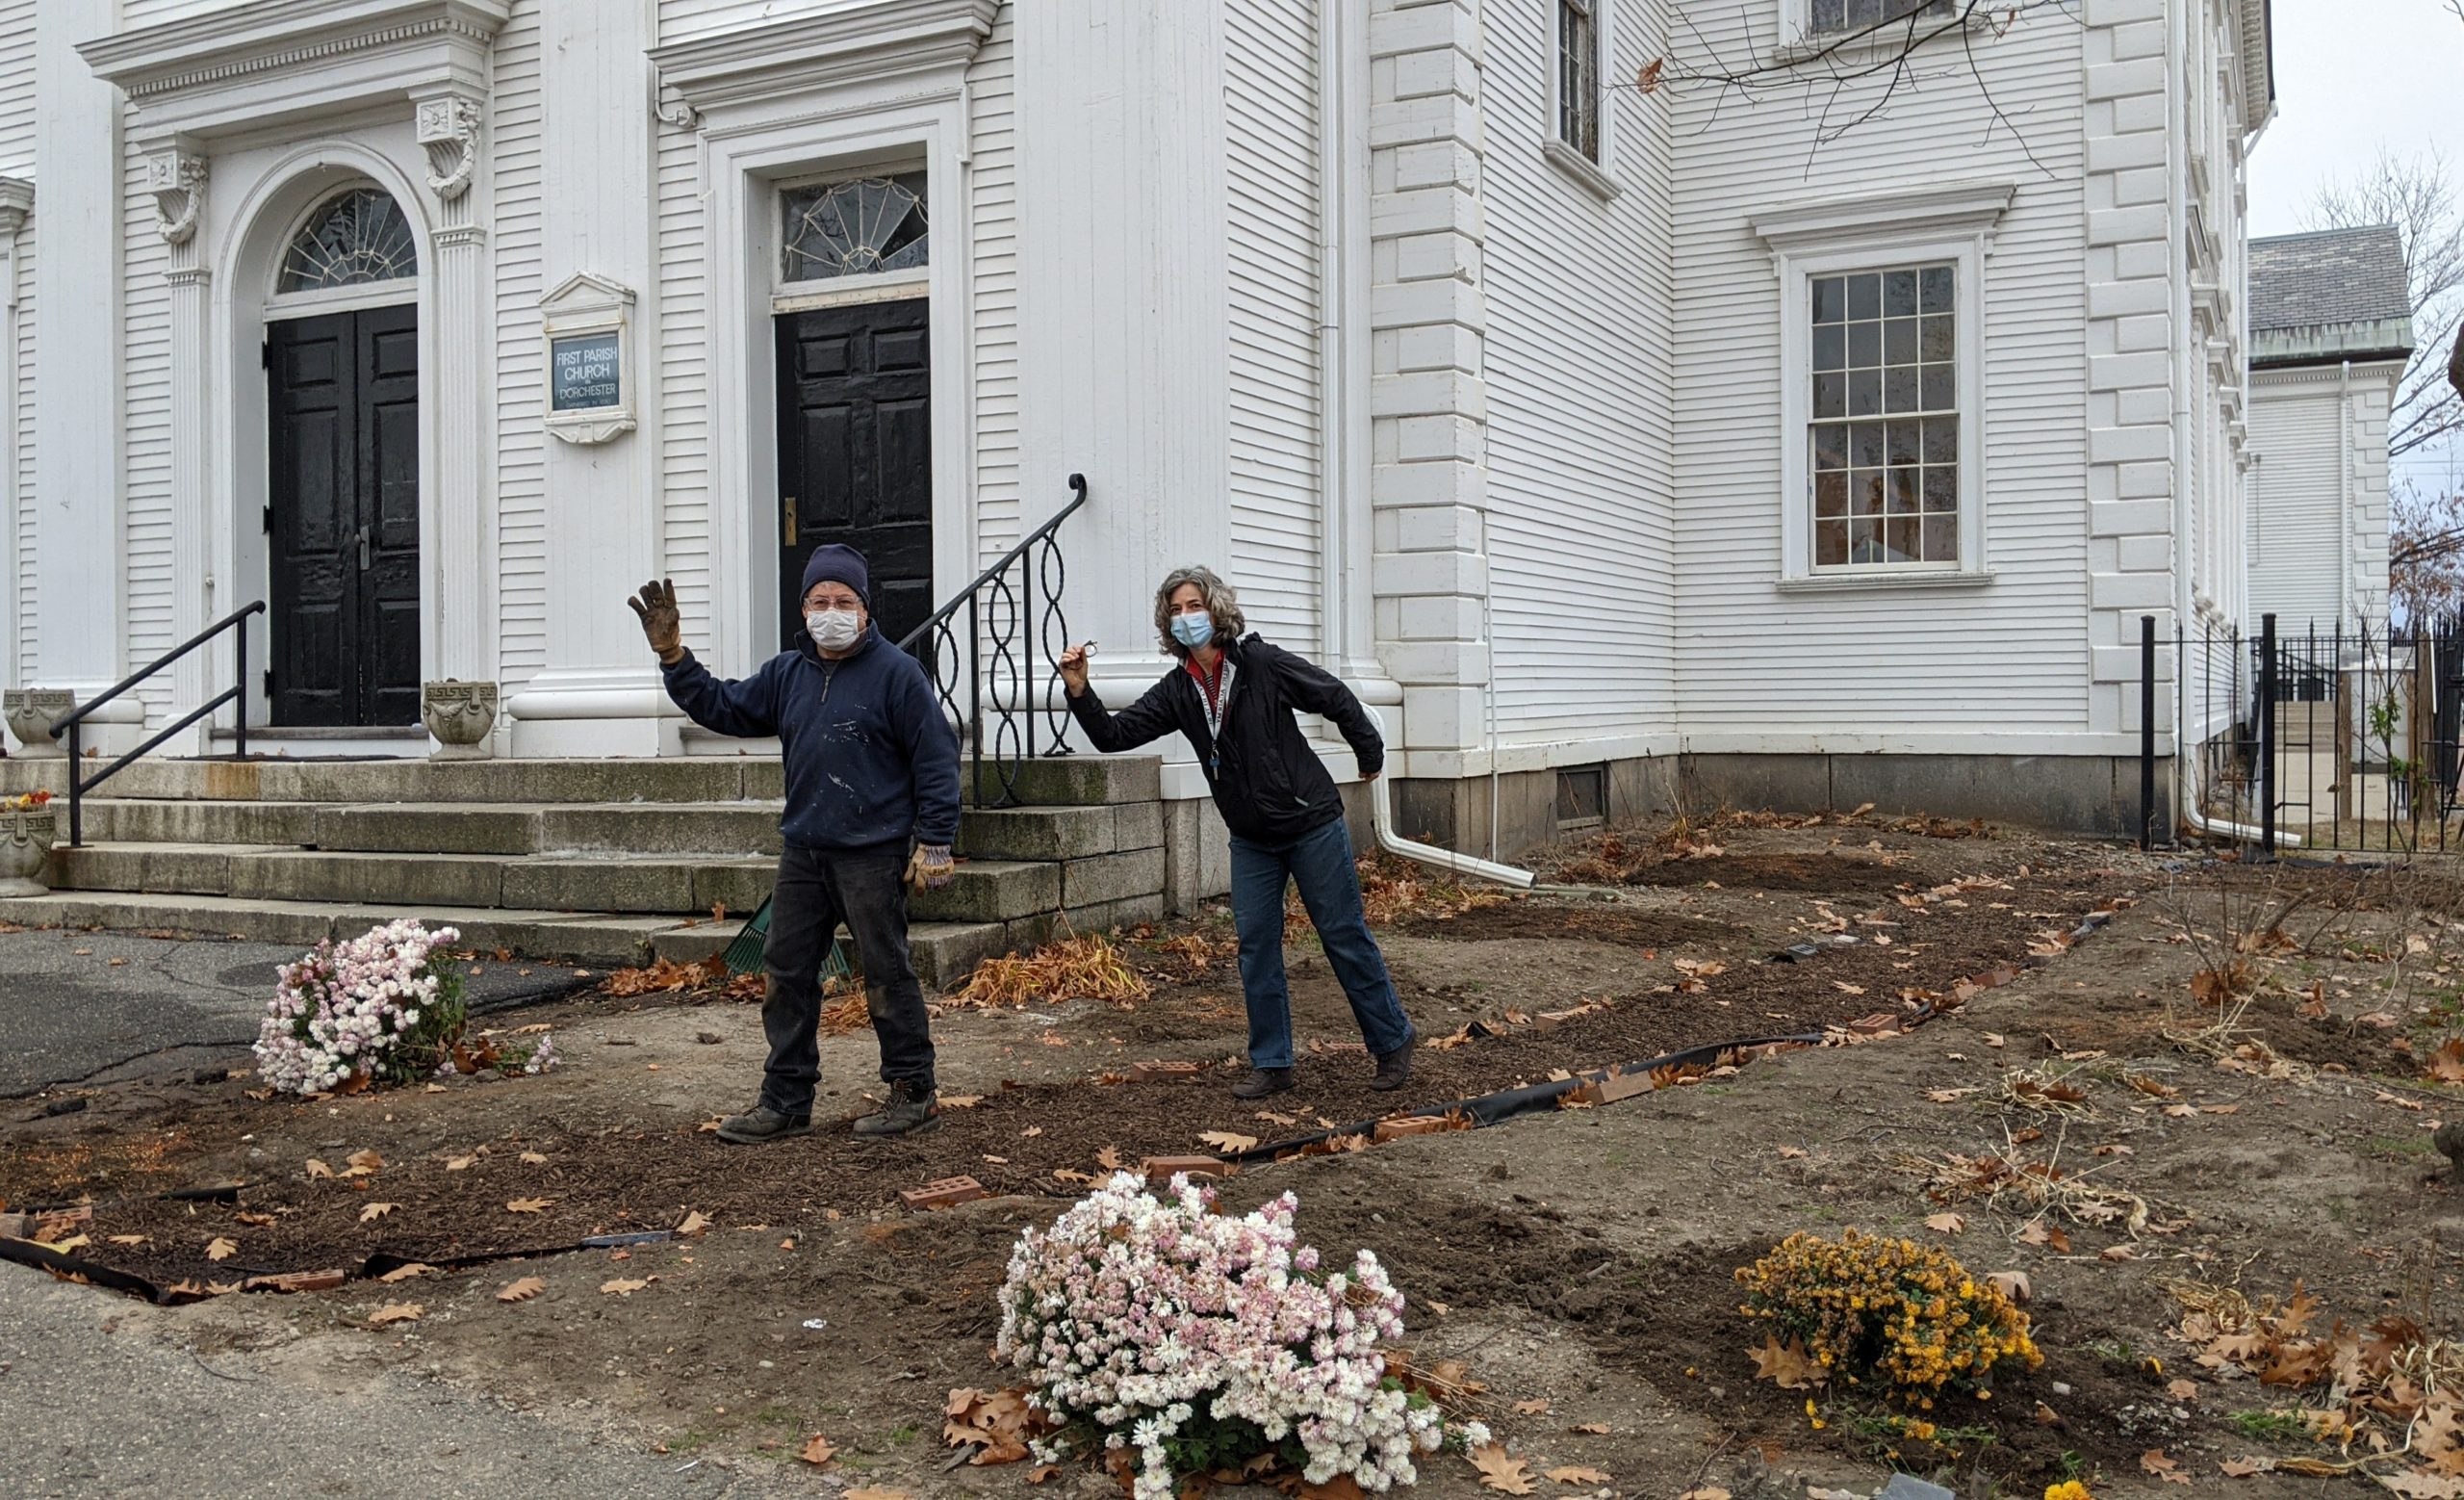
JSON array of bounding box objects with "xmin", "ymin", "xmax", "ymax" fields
[
  {"xmin": 896, "ymin": 473, "xmax": 1088, "ymax": 808},
  {"xmin": 47, "ymin": 600, "xmax": 266, "ymax": 846}
]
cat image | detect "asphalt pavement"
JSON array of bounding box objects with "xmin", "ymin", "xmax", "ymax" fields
[
  {"xmin": 0, "ymin": 1265, "xmax": 795, "ymax": 1499},
  {"xmin": 0, "ymin": 927, "xmax": 591, "ymax": 1098}
]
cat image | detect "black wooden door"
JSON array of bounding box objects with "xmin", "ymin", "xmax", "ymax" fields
[
  {"xmin": 267, "ymin": 304, "xmax": 422, "ymax": 727},
  {"xmin": 775, "ymin": 298, "xmax": 933, "ymax": 651}
]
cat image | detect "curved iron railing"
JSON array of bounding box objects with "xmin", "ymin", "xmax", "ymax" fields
[
  {"xmin": 48, "ymin": 600, "xmax": 266, "ymax": 847},
  {"xmin": 895, "ymin": 473, "xmax": 1088, "ymax": 808}
]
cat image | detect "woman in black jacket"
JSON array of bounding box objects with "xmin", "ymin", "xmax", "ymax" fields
[{"xmin": 1060, "ymin": 566, "xmax": 1415, "ymax": 1099}]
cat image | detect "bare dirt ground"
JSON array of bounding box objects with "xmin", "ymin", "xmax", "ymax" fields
[{"xmin": 4, "ymin": 813, "xmax": 2460, "ymax": 1499}]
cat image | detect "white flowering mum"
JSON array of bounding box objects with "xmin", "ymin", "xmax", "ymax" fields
[
  {"xmin": 253, "ymin": 919, "xmax": 461, "ymax": 1094},
  {"xmin": 997, "ymin": 1173, "xmax": 1445, "ymax": 1498}
]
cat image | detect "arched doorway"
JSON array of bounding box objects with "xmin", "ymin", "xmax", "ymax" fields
[{"xmin": 261, "ymin": 186, "xmax": 423, "ymax": 727}]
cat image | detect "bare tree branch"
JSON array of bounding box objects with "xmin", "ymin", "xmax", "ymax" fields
[
  {"xmin": 2306, "ymin": 149, "xmax": 2464, "ymax": 458},
  {"xmin": 1630, "ymin": 0, "xmax": 2079, "ymax": 177}
]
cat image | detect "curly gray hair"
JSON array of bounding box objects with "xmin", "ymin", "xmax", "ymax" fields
[{"xmin": 1152, "ymin": 565, "xmax": 1245, "ymax": 658}]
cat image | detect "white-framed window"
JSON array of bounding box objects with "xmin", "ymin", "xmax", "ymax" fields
[
  {"xmin": 1751, "ymin": 182, "xmax": 2014, "ymax": 585},
  {"xmin": 1806, "ymin": 0, "xmax": 1952, "ymax": 35},
  {"xmin": 1556, "ymin": 0, "xmax": 1601, "ymax": 162},
  {"xmin": 778, "ymin": 170, "xmax": 929, "ymax": 287}
]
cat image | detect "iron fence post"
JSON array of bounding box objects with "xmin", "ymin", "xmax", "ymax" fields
[
  {"xmin": 2140, "ymin": 613, "xmax": 2156, "ymax": 850},
  {"xmin": 66, "ymin": 720, "xmax": 83, "ymax": 848},
  {"xmin": 2258, "ymin": 612, "xmax": 2277, "ymax": 858},
  {"xmin": 234, "ymin": 620, "xmax": 248, "ymax": 761}
]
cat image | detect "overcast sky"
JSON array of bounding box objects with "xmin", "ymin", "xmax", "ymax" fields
[{"xmin": 2246, "ymin": 0, "xmax": 2463, "ymax": 495}]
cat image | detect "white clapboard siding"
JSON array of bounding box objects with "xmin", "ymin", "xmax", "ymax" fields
[
  {"xmin": 1222, "ymin": 0, "xmax": 1321, "ymax": 652},
  {"xmin": 2245, "ymin": 389, "xmax": 2342, "ymax": 633},
  {"xmin": 657, "ymin": 0, "xmax": 865, "ymax": 45},
  {"xmin": 122, "ymin": 108, "xmax": 174, "ymax": 723},
  {"xmin": 0, "ymin": 0, "xmax": 32, "ymax": 677},
  {"xmin": 1669, "ymin": 7, "xmax": 2090, "ymax": 737},
  {"xmin": 1482, "ymin": 0, "xmax": 1675, "ymax": 745},
  {"xmin": 971, "ymin": 6, "xmax": 1022, "ymax": 565},
  {"xmin": 492, "ymin": 1, "xmax": 548, "ymax": 690},
  {"xmin": 655, "ymin": 111, "xmax": 713, "ymax": 643},
  {"xmin": 118, "ymin": 0, "xmax": 246, "ymax": 24}
]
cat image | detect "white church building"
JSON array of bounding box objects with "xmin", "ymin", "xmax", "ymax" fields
[{"xmin": 0, "ymin": 0, "xmax": 2273, "ymax": 857}]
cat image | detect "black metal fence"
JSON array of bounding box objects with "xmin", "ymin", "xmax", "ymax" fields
[{"xmin": 2153, "ymin": 610, "xmax": 2464, "ymax": 855}]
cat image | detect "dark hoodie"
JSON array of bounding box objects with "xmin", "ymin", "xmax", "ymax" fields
[{"xmin": 660, "ymin": 628, "xmax": 960, "ymax": 852}]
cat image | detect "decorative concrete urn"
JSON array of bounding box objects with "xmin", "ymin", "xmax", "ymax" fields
[
  {"xmin": 2, "ymin": 688, "xmax": 72, "ymax": 759},
  {"xmin": 421, "ymin": 680, "xmax": 500, "ymax": 761},
  {"xmin": 0, "ymin": 806, "xmax": 55, "ymax": 897}
]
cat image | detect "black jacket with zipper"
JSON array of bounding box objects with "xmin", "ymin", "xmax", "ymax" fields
[{"xmin": 1065, "ymin": 634, "xmax": 1382, "ymax": 845}]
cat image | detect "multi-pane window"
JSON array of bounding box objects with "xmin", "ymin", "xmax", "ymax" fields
[
  {"xmin": 1809, "ymin": 264, "xmax": 1959, "ymax": 568},
  {"xmin": 1557, "ymin": 0, "xmax": 1600, "ymax": 162},
  {"xmin": 1809, "ymin": 0, "xmax": 1952, "ymax": 33},
  {"xmin": 277, "ymin": 189, "xmax": 419, "ymax": 294},
  {"xmin": 781, "ymin": 172, "xmax": 929, "ymax": 283}
]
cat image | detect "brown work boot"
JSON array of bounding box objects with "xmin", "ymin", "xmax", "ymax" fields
[
  {"xmin": 714, "ymin": 1104, "xmax": 811, "ymax": 1145},
  {"xmin": 853, "ymin": 1078, "xmax": 941, "ymax": 1137},
  {"xmin": 1370, "ymin": 1038, "xmax": 1415, "ymax": 1092},
  {"xmin": 1230, "ymin": 1067, "xmax": 1295, "ymax": 1100}
]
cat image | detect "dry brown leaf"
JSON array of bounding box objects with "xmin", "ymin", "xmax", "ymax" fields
[
  {"xmin": 504, "ymin": 1198, "xmax": 552, "ymax": 1214},
  {"xmin": 2141, "ymin": 1448, "xmax": 2192, "ymax": 1486},
  {"xmin": 376, "ymin": 1262, "xmax": 432, "ymax": 1283},
  {"xmin": 1469, "ymin": 1442, "xmax": 1537, "ymax": 1495},
  {"xmin": 2220, "ymin": 1457, "xmax": 2270, "ymax": 1476},
  {"xmin": 1197, "ymin": 1130, "xmax": 1257, "ymax": 1153},
  {"xmin": 204, "ymin": 1236, "xmax": 238, "ymax": 1262},
  {"xmin": 1926, "ymin": 1212, "xmax": 1965, "ymax": 1234},
  {"xmin": 345, "ymin": 1149, "xmax": 384, "ymax": 1176},
  {"xmin": 107, "ymin": 1233, "xmax": 146, "ymax": 1247},
  {"xmin": 235, "ymin": 1210, "xmax": 277, "ymax": 1228},
  {"xmin": 599, "ymin": 1277, "xmax": 654, "ymax": 1296},
  {"xmin": 1747, "ymin": 1333, "xmax": 1829, "ymax": 1390},
  {"xmin": 446, "ymin": 1153, "xmax": 479, "ymax": 1170},
  {"xmin": 1570, "ymin": 1422, "xmax": 1610, "ymax": 1435},
  {"xmin": 1677, "ymin": 1490, "xmax": 1732, "ymax": 1500},
  {"xmin": 368, "ymin": 1303, "xmax": 423, "ymax": 1326},
  {"xmin": 1096, "ymin": 1146, "xmax": 1124, "ymax": 1171},
  {"xmin": 359, "ymin": 1202, "xmax": 397, "ymax": 1223},
  {"xmin": 1986, "ymin": 1270, "xmax": 2031, "ymax": 1304},
  {"xmin": 1513, "ymin": 1398, "xmax": 1551, "ymax": 1414},
  {"xmin": 497, "ymin": 1277, "xmax": 546, "ymax": 1303},
  {"xmin": 844, "ymin": 1489, "xmax": 913, "ymax": 1500},
  {"xmin": 2166, "ymin": 1378, "xmax": 2198, "ymax": 1401},
  {"xmin": 520, "ymin": 1151, "xmax": 548, "ymax": 1165},
  {"xmin": 676, "ymin": 1210, "xmax": 710, "ymax": 1236},
  {"xmin": 2017, "ymin": 1222, "xmax": 2072, "ymax": 1254},
  {"xmin": 799, "ymin": 1434, "xmax": 836, "ymax": 1465},
  {"xmin": 303, "ymin": 1158, "xmax": 335, "ymax": 1180},
  {"xmin": 940, "ymin": 1094, "xmax": 983, "ymax": 1108},
  {"xmin": 1546, "ymin": 1468, "xmax": 1612, "ymax": 1485}
]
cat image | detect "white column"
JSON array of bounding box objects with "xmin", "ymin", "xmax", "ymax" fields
[
  {"xmin": 502, "ymin": 0, "xmax": 669, "ymax": 756},
  {"xmin": 1015, "ymin": 0, "xmax": 1232, "ymax": 758},
  {"xmin": 413, "ymin": 90, "xmax": 496, "ymax": 697},
  {"xmin": 32, "ymin": 0, "xmax": 142, "ymax": 748},
  {"xmin": 144, "ymin": 140, "xmax": 216, "ymax": 750},
  {"xmin": 0, "ymin": 177, "xmax": 27, "ymax": 694},
  {"xmin": 1367, "ymin": 0, "xmax": 1492, "ymax": 765},
  {"xmin": 1319, "ymin": 0, "xmax": 1398, "ymax": 709}
]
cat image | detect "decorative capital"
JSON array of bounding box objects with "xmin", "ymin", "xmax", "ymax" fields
[
  {"xmin": 145, "ymin": 145, "xmax": 208, "ymax": 246},
  {"xmin": 0, "ymin": 176, "xmax": 30, "ymax": 239},
  {"xmin": 415, "ymin": 92, "xmax": 482, "ymax": 202}
]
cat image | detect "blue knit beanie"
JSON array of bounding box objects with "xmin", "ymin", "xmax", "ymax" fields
[{"xmin": 799, "ymin": 543, "xmax": 870, "ymax": 607}]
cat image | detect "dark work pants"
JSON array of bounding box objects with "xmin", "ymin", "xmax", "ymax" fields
[{"xmin": 759, "ymin": 841, "xmax": 936, "ymax": 1115}]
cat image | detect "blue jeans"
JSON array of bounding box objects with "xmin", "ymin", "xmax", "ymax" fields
[{"xmin": 1229, "ymin": 816, "xmax": 1415, "ymax": 1071}]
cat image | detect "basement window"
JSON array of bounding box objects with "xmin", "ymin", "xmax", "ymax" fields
[{"xmin": 1554, "ymin": 764, "xmax": 1607, "ymax": 831}]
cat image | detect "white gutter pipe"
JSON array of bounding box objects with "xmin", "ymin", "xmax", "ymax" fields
[{"xmin": 1354, "ymin": 702, "xmax": 1535, "ymax": 890}]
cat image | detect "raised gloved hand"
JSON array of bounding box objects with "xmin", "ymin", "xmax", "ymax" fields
[
  {"xmin": 628, "ymin": 579, "xmax": 683, "ymax": 664},
  {"xmin": 906, "ymin": 843, "xmax": 955, "ymax": 892}
]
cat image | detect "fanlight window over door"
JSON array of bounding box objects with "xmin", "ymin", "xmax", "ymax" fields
[
  {"xmin": 781, "ymin": 172, "xmax": 928, "ymax": 282},
  {"xmin": 277, "ymin": 188, "xmax": 419, "ymax": 295}
]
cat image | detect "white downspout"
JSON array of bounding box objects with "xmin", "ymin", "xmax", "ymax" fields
[
  {"xmin": 2336, "ymin": 358, "xmax": 2353, "ymax": 629},
  {"xmin": 1357, "ymin": 701, "xmax": 1534, "ymax": 889}
]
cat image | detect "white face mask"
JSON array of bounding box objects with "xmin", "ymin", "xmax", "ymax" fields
[{"xmin": 806, "ymin": 608, "xmax": 862, "ymax": 651}]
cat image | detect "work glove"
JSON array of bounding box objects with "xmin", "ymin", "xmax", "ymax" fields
[
  {"xmin": 906, "ymin": 843, "xmax": 955, "ymax": 892},
  {"xmin": 628, "ymin": 579, "xmax": 684, "ymax": 664}
]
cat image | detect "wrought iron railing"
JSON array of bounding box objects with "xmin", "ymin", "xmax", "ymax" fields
[
  {"xmin": 47, "ymin": 600, "xmax": 266, "ymax": 847},
  {"xmin": 895, "ymin": 473, "xmax": 1088, "ymax": 808}
]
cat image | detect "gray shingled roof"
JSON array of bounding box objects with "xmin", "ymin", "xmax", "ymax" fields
[{"xmin": 2249, "ymin": 225, "xmax": 2410, "ymax": 331}]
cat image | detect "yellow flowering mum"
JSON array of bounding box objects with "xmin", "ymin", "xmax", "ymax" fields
[
  {"xmin": 1734, "ymin": 1228, "xmax": 2041, "ymax": 1402},
  {"xmin": 2044, "ymin": 1483, "xmax": 2094, "ymax": 1500}
]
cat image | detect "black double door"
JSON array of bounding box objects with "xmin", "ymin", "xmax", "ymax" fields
[
  {"xmin": 775, "ymin": 298, "xmax": 933, "ymax": 651},
  {"xmin": 266, "ymin": 304, "xmax": 422, "ymax": 727}
]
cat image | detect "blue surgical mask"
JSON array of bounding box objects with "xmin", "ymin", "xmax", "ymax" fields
[{"xmin": 1169, "ymin": 612, "xmax": 1214, "ymax": 650}]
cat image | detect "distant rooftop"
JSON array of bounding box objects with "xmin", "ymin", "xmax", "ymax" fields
[{"xmin": 2248, "ymin": 225, "xmax": 2414, "ymax": 368}]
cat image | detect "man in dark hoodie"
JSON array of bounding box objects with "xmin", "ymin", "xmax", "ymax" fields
[{"xmin": 629, "ymin": 544, "xmax": 960, "ymax": 1141}]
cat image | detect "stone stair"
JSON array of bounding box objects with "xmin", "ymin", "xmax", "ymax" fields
[{"xmin": 0, "ymin": 755, "xmax": 1166, "ymax": 985}]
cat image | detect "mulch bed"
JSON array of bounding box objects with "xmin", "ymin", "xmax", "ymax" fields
[{"xmin": 15, "ymin": 871, "xmax": 2136, "ymax": 1292}]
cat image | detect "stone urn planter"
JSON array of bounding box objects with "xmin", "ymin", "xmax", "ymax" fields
[
  {"xmin": 1, "ymin": 804, "xmax": 56, "ymax": 897},
  {"xmin": 421, "ymin": 680, "xmax": 500, "ymax": 761},
  {"xmin": 2, "ymin": 688, "xmax": 73, "ymax": 759}
]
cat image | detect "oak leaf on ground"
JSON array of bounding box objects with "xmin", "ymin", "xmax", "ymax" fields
[
  {"xmin": 377, "ymin": 1263, "xmax": 433, "ymax": 1283},
  {"xmin": 204, "ymin": 1236, "xmax": 238, "ymax": 1261},
  {"xmin": 1468, "ymin": 1442, "xmax": 1536, "ymax": 1495},
  {"xmin": 359, "ymin": 1203, "xmax": 397, "ymax": 1223},
  {"xmin": 2141, "ymin": 1448, "xmax": 2193, "ymax": 1485},
  {"xmin": 599, "ymin": 1277, "xmax": 654, "ymax": 1296},
  {"xmin": 1545, "ymin": 1467, "xmax": 1612, "ymax": 1485},
  {"xmin": 497, "ymin": 1277, "xmax": 546, "ymax": 1303},
  {"xmin": 1747, "ymin": 1333, "xmax": 1829, "ymax": 1390},
  {"xmin": 505, "ymin": 1198, "xmax": 552, "ymax": 1214},
  {"xmin": 368, "ymin": 1303, "xmax": 423, "ymax": 1326},
  {"xmin": 798, "ymin": 1434, "xmax": 835, "ymax": 1465}
]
